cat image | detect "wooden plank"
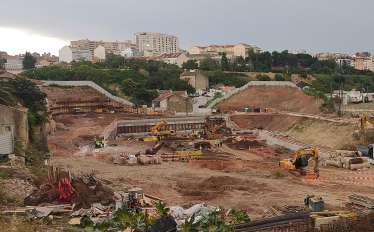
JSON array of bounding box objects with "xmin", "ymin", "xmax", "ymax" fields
[{"xmin": 144, "ymin": 194, "xmax": 163, "ymax": 202}]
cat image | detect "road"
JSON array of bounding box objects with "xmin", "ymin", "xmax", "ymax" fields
[{"xmin": 192, "ymin": 95, "xmax": 214, "ymax": 112}]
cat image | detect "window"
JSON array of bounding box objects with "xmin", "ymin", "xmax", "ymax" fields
[{"xmin": 4, "ymin": 125, "xmax": 12, "ymax": 132}]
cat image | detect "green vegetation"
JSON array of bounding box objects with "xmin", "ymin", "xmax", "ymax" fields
[
  {"xmin": 273, "ymin": 172, "xmax": 287, "ymax": 178},
  {"xmin": 0, "ymin": 54, "xmax": 5, "ymax": 70},
  {"xmin": 22, "ymin": 52, "xmax": 36, "ymax": 70}
]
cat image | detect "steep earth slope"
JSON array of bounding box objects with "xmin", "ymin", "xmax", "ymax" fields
[{"xmin": 214, "ymin": 86, "xmax": 321, "ymax": 114}]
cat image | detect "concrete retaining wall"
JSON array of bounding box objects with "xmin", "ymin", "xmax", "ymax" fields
[
  {"xmin": 207, "ymin": 81, "xmax": 299, "ymax": 109},
  {"xmin": 42, "ymin": 80, "xmax": 135, "ymax": 107}
]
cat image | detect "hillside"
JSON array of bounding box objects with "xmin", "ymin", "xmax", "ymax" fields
[
  {"xmin": 231, "ymin": 115, "xmax": 358, "ymax": 150},
  {"xmin": 214, "ymin": 85, "xmax": 321, "ymax": 114}
]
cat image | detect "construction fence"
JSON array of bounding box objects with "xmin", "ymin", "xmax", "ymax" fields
[
  {"xmin": 206, "ymin": 81, "xmax": 299, "ymax": 109},
  {"xmin": 334, "ymin": 103, "xmax": 374, "ymax": 116},
  {"xmin": 314, "ymin": 171, "xmax": 374, "ymax": 186}
]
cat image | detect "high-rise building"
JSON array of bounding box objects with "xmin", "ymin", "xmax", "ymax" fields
[{"xmin": 134, "ymin": 32, "xmax": 180, "ymax": 54}]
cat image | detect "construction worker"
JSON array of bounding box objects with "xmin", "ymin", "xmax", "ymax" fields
[
  {"xmin": 199, "ymin": 145, "xmax": 202, "ymax": 150},
  {"xmin": 220, "ymin": 140, "xmax": 223, "ymax": 147},
  {"xmin": 135, "ymin": 150, "xmax": 141, "ymax": 157},
  {"xmin": 95, "ymin": 140, "xmax": 100, "ymax": 148},
  {"xmin": 101, "ymin": 139, "xmax": 105, "ymax": 148},
  {"xmin": 215, "ymin": 140, "xmax": 218, "ymax": 147}
]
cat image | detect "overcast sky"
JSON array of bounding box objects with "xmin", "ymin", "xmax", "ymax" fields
[{"xmin": 1, "ymin": 0, "xmax": 373, "ymax": 56}]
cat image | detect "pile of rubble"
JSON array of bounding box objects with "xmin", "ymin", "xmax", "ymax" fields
[
  {"xmin": 346, "ymin": 194, "xmax": 374, "ymax": 218},
  {"xmin": 323, "ymin": 150, "xmax": 370, "ymax": 170}
]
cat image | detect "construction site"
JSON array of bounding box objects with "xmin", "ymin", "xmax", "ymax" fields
[{"xmin": 3, "ymin": 82, "xmax": 374, "ymax": 231}]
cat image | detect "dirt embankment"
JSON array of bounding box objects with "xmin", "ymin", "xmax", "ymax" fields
[
  {"xmin": 231, "ymin": 115, "xmax": 302, "ymax": 131},
  {"xmin": 214, "ymin": 86, "xmax": 321, "ymax": 114},
  {"xmin": 231, "ymin": 115, "xmax": 357, "ymax": 150}
]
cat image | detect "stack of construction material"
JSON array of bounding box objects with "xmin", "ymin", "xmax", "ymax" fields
[
  {"xmin": 346, "ymin": 194, "xmax": 374, "ymax": 218},
  {"xmin": 324, "ymin": 150, "xmax": 370, "ymax": 170}
]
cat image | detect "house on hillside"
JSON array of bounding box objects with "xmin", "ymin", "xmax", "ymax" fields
[
  {"xmin": 221, "ymin": 86, "xmax": 235, "ymax": 95},
  {"xmin": 157, "ymin": 90, "xmax": 187, "ymax": 98},
  {"xmin": 152, "ymin": 93, "xmax": 193, "ymax": 113},
  {"xmin": 180, "ymin": 70, "xmax": 209, "ymax": 90}
]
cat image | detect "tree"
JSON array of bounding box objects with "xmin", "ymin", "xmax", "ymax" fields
[
  {"xmin": 0, "ymin": 53, "xmax": 4, "ymax": 69},
  {"xmin": 164, "ymin": 78, "xmax": 195, "ymax": 94},
  {"xmin": 0, "ymin": 81, "xmax": 18, "ymax": 106},
  {"xmin": 182, "ymin": 60, "xmax": 198, "ymax": 70},
  {"xmin": 274, "ymin": 74, "xmax": 286, "ymax": 81},
  {"xmin": 256, "ymin": 74, "xmax": 271, "ymax": 81},
  {"xmin": 22, "ymin": 52, "xmax": 37, "ymax": 70},
  {"xmin": 199, "ymin": 57, "xmax": 220, "ymax": 71},
  {"xmin": 212, "ymin": 69, "xmax": 225, "ymax": 79},
  {"xmin": 221, "ymin": 52, "xmax": 229, "ymax": 71},
  {"xmin": 74, "ymin": 64, "xmax": 109, "ymax": 85},
  {"xmin": 121, "ymin": 78, "xmax": 139, "ymax": 96},
  {"xmin": 8, "ymin": 77, "xmax": 47, "ymax": 109}
]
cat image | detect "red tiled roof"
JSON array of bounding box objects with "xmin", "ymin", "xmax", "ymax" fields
[
  {"xmin": 161, "ymin": 53, "xmax": 181, "ymax": 58},
  {"xmin": 153, "ymin": 92, "xmax": 175, "ymax": 101},
  {"xmin": 222, "ymin": 86, "xmax": 235, "ymax": 91},
  {"xmin": 180, "ymin": 71, "xmax": 199, "ymax": 76},
  {"xmin": 0, "ymin": 70, "xmax": 17, "ymax": 78},
  {"xmin": 195, "ymin": 46, "xmax": 207, "ymax": 49}
]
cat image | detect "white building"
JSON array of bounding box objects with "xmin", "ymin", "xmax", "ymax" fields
[
  {"xmin": 59, "ymin": 45, "xmax": 92, "ymax": 63},
  {"xmin": 121, "ymin": 48, "xmax": 134, "ymax": 58},
  {"xmin": 134, "ymin": 32, "xmax": 180, "ymax": 54},
  {"xmin": 94, "ymin": 45, "xmax": 106, "ymax": 60}
]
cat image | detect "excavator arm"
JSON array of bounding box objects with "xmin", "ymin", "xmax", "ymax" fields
[
  {"xmin": 152, "ymin": 120, "xmax": 167, "ymax": 134},
  {"xmin": 212, "ymin": 122, "xmax": 227, "ymax": 133},
  {"xmin": 361, "ymin": 113, "xmax": 374, "ymax": 131}
]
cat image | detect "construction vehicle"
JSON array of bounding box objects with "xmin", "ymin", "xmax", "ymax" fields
[
  {"xmin": 145, "ymin": 142, "xmax": 164, "ymax": 155},
  {"xmin": 212, "ymin": 122, "xmax": 227, "ymax": 134},
  {"xmin": 279, "ymin": 146, "xmax": 319, "ymax": 173},
  {"xmin": 202, "ymin": 116, "xmax": 215, "ymax": 139},
  {"xmin": 176, "ymin": 148, "xmax": 202, "ymax": 160},
  {"xmin": 151, "ymin": 120, "xmax": 176, "ymax": 136},
  {"xmin": 360, "ymin": 113, "xmax": 374, "ymax": 131}
]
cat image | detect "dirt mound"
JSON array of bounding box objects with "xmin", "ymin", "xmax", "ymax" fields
[
  {"xmin": 225, "ymin": 139, "xmax": 263, "ymax": 150},
  {"xmin": 72, "ymin": 135, "xmax": 95, "ymax": 147},
  {"xmin": 175, "ymin": 176, "xmax": 267, "ymax": 200},
  {"xmin": 231, "ymin": 115, "xmax": 302, "ymax": 132},
  {"xmin": 214, "ymin": 85, "xmax": 320, "ymax": 114}
]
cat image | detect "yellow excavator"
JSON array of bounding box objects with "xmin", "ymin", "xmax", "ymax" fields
[
  {"xmin": 212, "ymin": 122, "xmax": 227, "ymax": 134},
  {"xmin": 361, "ymin": 113, "xmax": 374, "ymax": 131},
  {"xmin": 151, "ymin": 120, "xmax": 176, "ymax": 136},
  {"xmin": 279, "ymin": 147, "xmax": 319, "ymax": 173}
]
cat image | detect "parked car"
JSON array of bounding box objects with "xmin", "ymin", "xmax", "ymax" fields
[
  {"xmin": 198, "ymin": 105, "xmax": 204, "ymax": 108},
  {"xmin": 205, "ymin": 95, "xmax": 211, "ymax": 97}
]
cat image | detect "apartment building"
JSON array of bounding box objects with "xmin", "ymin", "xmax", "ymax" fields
[
  {"xmin": 71, "ymin": 39, "xmax": 133, "ymax": 56},
  {"xmin": 134, "ymin": 32, "xmax": 180, "ymax": 54},
  {"xmin": 351, "ymin": 52, "xmax": 372, "ymax": 71},
  {"xmin": 189, "ymin": 43, "xmax": 261, "ymax": 57},
  {"xmin": 59, "ymin": 45, "xmax": 92, "ymax": 63}
]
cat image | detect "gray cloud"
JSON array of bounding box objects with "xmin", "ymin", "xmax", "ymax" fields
[{"xmin": 1, "ymin": 0, "xmax": 374, "ymax": 54}]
